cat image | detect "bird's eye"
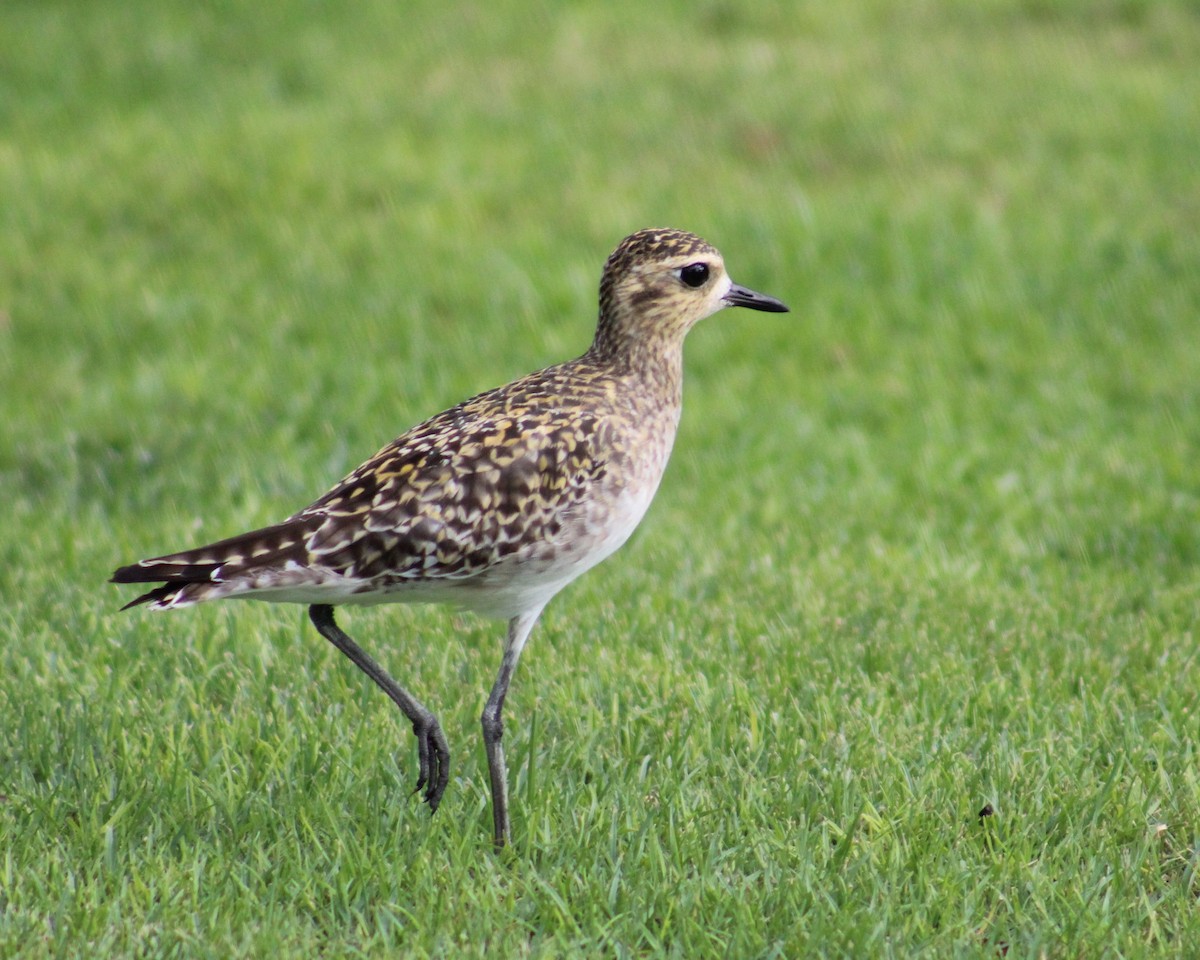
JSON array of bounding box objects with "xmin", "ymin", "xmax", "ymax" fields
[{"xmin": 679, "ymin": 262, "xmax": 709, "ymax": 288}]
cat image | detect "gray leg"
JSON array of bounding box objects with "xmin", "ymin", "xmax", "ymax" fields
[
  {"xmin": 481, "ymin": 606, "xmax": 544, "ymax": 849},
  {"xmin": 309, "ymin": 604, "xmax": 450, "ymax": 811}
]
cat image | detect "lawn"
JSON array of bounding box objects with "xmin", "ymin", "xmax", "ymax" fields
[{"xmin": 2, "ymin": 0, "xmax": 1199, "ymax": 956}]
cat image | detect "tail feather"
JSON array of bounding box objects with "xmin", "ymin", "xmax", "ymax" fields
[
  {"xmin": 112, "ymin": 519, "xmax": 320, "ymax": 609},
  {"xmin": 118, "ymin": 584, "xmax": 187, "ymax": 611}
]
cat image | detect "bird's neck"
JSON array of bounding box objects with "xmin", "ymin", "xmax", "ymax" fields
[{"xmin": 584, "ymin": 325, "xmax": 684, "ymax": 409}]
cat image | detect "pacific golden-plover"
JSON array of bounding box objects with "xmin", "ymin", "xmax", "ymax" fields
[{"xmin": 112, "ymin": 227, "xmax": 788, "ymax": 848}]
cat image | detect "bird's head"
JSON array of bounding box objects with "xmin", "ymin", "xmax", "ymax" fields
[{"xmin": 592, "ymin": 228, "xmax": 788, "ymax": 361}]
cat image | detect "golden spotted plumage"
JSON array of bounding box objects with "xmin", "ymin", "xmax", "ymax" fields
[{"xmin": 112, "ymin": 227, "xmax": 788, "ymax": 847}]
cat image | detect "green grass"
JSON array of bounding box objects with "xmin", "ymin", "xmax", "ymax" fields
[{"xmin": 3, "ymin": 0, "xmax": 1200, "ymax": 955}]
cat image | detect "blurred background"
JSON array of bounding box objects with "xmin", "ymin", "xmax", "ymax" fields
[
  {"xmin": 2, "ymin": 0, "xmax": 1198, "ymax": 953},
  {"xmin": 4, "ymin": 1, "xmax": 1196, "ymax": 570}
]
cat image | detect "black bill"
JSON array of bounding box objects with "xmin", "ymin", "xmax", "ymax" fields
[{"xmin": 723, "ymin": 283, "xmax": 789, "ymax": 313}]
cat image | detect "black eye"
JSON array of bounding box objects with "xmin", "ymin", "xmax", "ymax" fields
[{"xmin": 680, "ymin": 262, "xmax": 709, "ymax": 288}]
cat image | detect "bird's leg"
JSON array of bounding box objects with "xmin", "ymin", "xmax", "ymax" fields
[
  {"xmin": 309, "ymin": 604, "xmax": 450, "ymax": 811},
  {"xmin": 481, "ymin": 606, "xmax": 544, "ymax": 850}
]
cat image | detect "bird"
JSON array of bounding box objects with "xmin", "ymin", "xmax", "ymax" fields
[{"xmin": 111, "ymin": 227, "xmax": 788, "ymax": 849}]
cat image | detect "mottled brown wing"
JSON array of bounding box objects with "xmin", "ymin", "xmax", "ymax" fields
[{"xmin": 293, "ymin": 403, "xmax": 608, "ymax": 583}]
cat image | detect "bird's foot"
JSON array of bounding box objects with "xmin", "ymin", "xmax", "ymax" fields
[{"xmin": 411, "ymin": 715, "xmax": 451, "ymax": 812}]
